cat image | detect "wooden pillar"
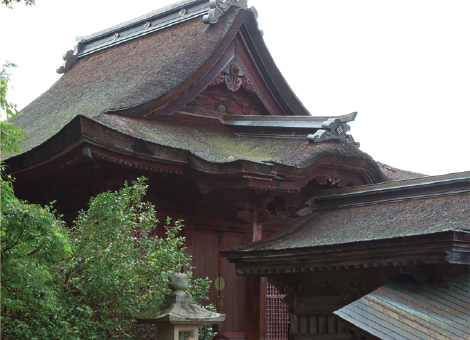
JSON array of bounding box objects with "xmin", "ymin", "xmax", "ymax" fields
[
  {"xmin": 244, "ymin": 210, "xmax": 266, "ymax": 340},
  {"xmin": 245, "ymin": 276, "xmax": 267, "ymax": 340}
]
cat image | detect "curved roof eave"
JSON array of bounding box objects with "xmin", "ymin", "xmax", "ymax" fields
[{"xmin": 4, "ymin": 115, "xmax": 385, "ymax": 188}]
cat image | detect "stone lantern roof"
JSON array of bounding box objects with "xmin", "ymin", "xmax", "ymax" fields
[{"xmin": 137, "ymin": 273, "xmax": 226, "ymax": 324}]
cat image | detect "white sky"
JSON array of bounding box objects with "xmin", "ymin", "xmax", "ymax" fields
[{"xmin": 1, "ymin": 0, "xmax": 469, "ymax": 176}]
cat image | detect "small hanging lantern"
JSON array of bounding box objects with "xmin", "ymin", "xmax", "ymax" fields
[{"xmin": 137, "ymin": 273, "xmax": 225, "ymax": 340}]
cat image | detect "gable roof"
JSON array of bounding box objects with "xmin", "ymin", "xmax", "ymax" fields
[
  {"xmin": 11, "ymin": 7, "xmax": 236, "ymax": 156},
  {"xmin": 334, "ymin": 275, "xmax": 470, "ymax": 340},
  {"xmin": 9, "ymin": 2, "xmax": 315, "ymax": 159},
  {"xmin": 5, "ymin": 114, "xmax": 384, "ymax": 191},
  {"xmin": 3, "ymin": 1, "xmax": 393, "ymax": 189}
]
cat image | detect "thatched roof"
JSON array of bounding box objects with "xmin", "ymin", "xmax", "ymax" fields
[
  {"xmin": 4, "ymin": 0, "xmax": 421, "ymax": 188},
  {"xmin": 377, "ymin": 161, "xmax": 427, "ymax": 181},
  {"xmin": 11, "ymin": 7, "xmax": 239, "ymax": 157},
  {"xmin": 222, "ymin": 173, "xmax": 470, "ymax": 255}
]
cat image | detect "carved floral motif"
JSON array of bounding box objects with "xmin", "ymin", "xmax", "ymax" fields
[
  {"xmin": 314, "ymin": 176, "xmax": 353, "ymax": 188},
  {"xmin": 314, "ymin": 177, "xmax": 329, "ymax": 186},
  {"xmin": 330, "ymin": 174, "xmax": 340, "ymax": 185},
  {"xmin": 209, "ymin": 61, "xmax": 256, "ymax": 93},
  {"xmin": 210, "ymin": 73, "xmax": 226, "ymax": 87},
  {"xmin": 241, "ymin": 76, "xmax": 256, "ymax": 93},
  {"xmin": 225, "ymin": 63, "xmax": 243, "ymax": 92}
]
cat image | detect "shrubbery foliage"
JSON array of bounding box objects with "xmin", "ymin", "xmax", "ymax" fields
[
  {"xmin": 1, "ymin": 62, "xmax": 214, "ymax": 339},
  {"xmin": 1, "ymin": 177, "xmax": 214, "ymax": 339}
]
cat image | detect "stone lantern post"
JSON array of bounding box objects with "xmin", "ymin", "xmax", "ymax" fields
[{"xmin": 137, "ymin": 273, "xmax": 226, "ymax": 340}]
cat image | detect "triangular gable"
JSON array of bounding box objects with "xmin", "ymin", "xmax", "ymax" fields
[{"xmin": 114, "ymin": 9, "xmax": 311, "ymax": 118}]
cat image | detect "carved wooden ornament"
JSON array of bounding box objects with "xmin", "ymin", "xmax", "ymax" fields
[
  {"xmin": 256, "ymin": 209, "xmax": 271, "ymax": 223},
  {"xmin": 236, "ymin": 210, "xmax": 252, "ymax": 223},
  {"xmin": 225, "ymin": 62, "xmax": 243, "ymax": 92},
  {"xmin": 209, "ymin": 61, "xmax": 256, "ymax": 93}
]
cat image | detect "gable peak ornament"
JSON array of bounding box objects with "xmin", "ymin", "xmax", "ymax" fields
[
  {"xmin": 226, "ymin": 62, "xmax": 243, "ymax": 92},
  {"xmin": 209, "ymin": 60, "xmax": 256, "ymax": 93},
  {"xmin": 203, "ymin": 0, "xmax": 257, "ymax": 25}
]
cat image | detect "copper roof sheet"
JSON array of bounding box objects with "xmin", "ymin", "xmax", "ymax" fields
[{"xmin": 334, "ymin": 275, "xmax": 470, "ymax": 340}]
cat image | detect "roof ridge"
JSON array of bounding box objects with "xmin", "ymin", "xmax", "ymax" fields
[
  {"xmin": 56, "ymin": 0, "xmax": 258, "ymax": 74},
  {"xmin": 76, "ymin": 0, "xmax": 204, "ymax": 43}
]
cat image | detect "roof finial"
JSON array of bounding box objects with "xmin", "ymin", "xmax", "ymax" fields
[
  {"xmin": 203, "ymin": 0, "xmax": 257, "ymax": 25},
  {"xmin": 307, "ymin": 116, "xmax": 361, "ymax": 147},
  {"xmin": 56, "ymin": 43, "xmax": 81, "ymax": 74}
]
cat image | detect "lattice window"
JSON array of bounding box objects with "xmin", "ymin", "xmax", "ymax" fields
[{"xmin": 266, "ymin": 282, "xmax": 289, "ymax": 340}]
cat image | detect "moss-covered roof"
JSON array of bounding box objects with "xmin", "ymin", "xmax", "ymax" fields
[
  {"xmin": 4, "ymin": 3, "xmax": 408, "ymax": 186},
  {"xmin": 224, "ymin": 191, "xmax": 470, "ymax": 253},
  {"xmin": 95, "ymin": 113, "xmax": 374, "ymax": 167},
  {"xmin": 9, "ymin": 9, "xmax": 238, "ymax": 158}
]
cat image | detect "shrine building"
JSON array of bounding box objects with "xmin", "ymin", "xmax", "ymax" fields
[{"xmin": 4, "ymin": 1, "xmax": 469, "ymax": 340}]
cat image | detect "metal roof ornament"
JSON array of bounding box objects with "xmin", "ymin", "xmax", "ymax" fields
[
  {"xmin": 307, "ymin": 118, "xmax": 360, "ymax": 147},
  {"xmin": 56, "ymin": 43, "xmax": 81, "ymax": 74},
  {"xmin": 203, "ymin": 0, "xmax": 257, "ymax": 25}
]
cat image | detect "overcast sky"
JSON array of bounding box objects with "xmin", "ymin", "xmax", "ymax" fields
[{"xmin": 1, "ymin": 0, "xmax": 469, "ymax": 176}]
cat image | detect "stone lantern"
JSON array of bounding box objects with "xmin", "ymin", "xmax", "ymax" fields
[{"xmin": 137, "ymin": 273, "xmax": 226, "ymax": 340}]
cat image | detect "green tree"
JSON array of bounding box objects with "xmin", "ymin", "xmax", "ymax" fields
[
  {"xmin": 0, "ymin": 188, "xmax": 72, "ymax": 339},
  {"xmin": 1, "ymin": 62, "xmax": 27, "ymax": 154},
  {"xmin": 0, "ymin": 58, "xmax": 213, "ymax": 339},
  {"xmin": 1, "ymin": 59, "xmax": 73, "ymax": 339},
  {"xmin": 1, "ymin": 0, "xmax": 35, "ymax": 9},
  {"xmin": 62, "ymin": 177, "xmax": 213, "ymax": 339},
  {"xmin": 2, "ymin": 176, "xmax": 214, "ymax": 340},
  {"xmin": 0, "ymin": 9, "xmax": 213, "ymax": 336}
]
